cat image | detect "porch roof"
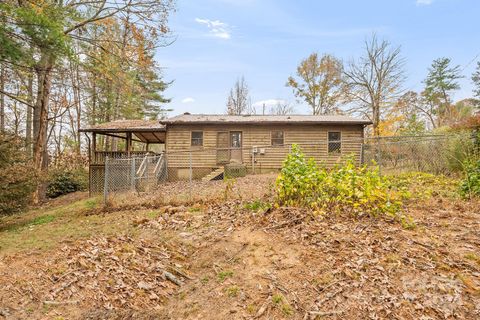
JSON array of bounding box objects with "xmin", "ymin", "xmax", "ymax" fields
[{"xmin": 80, "ymin": 120, "xmax": 166, "ymax": 143}]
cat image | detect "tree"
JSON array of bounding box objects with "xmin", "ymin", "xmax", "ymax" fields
[
  {"xmin": 344, "ymin": 34, "xmax": 406, "ymax": 136},
  {"xmin": 0, "ymin": 0, "xmax": 174, "ymax": 201},
  {"xmin": 377, "ymin": 91, "xmax": 425, "ymax": 136},
  {"xmin": 226, "ymin": 76, "xmax": 252, "ymax": 115},
  {"xmin": 0, "ymin": 133, "xmax": 37, "ymax": 215},
  {"xmin": 287, "ymin": 53, "xmax": 346, "ymax": 115},
  {"xmin": 269, "ymin": 101, "xmax": 294, "ymax": 115},
  {"xmin": 423, "ymin": 57, "xmax": 463, "ymax": 127},
  {"xmin": 472, "ymin": 61, "xmax": 480, "ymax": 103}
]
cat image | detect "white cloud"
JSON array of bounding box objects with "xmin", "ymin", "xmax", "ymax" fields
[
  {"xmin": 195, "ymin": 18, "xmax": 231, "ymax": 39},
  {"xmin": 252, "ymin": 99, "xmax": 286, "ymax": 109},
  {"xmin": 181, "ymin": 97, "xmax": 195, "ymax": 103},
  {"xmin": 416, "ymin": 0, "xmax": 434, "ymax": 6}
]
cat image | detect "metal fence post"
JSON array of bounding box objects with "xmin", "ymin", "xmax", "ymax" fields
[
  {"xmin": 251, "ymin": 147, "xmax": 255, "ymax": 175},
  {"xmin": 131, "ymin": 157, "xmax": 136, "ymax": 191},
  {"xmin": 377, "ymin": 139, "xmax": 382, "ymax": 174},
  {"xmin": 103, "ymin": 156, "xmax": 109, "ymax": 205},
  {"xmin": 360, "ymin": 143, "xmax": 364, "ymax": 165},
  {"xmin": 189, "ymin": 150, "xmax": 193, "ymax": 201}
]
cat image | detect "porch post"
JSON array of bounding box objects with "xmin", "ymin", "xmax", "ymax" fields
[
  {"xmin": 126, "ymin": 132, "xmax": 132, "ymax": 156},
  {"xmin": 92, "ymin": 132, "xmax": 97, "ymax": 163}
]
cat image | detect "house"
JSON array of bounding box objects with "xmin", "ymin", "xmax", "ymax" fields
[
  {"xmin": 159, "ymin": 113, "xmax": 371, "ymax": 180},
  {"xmin": 80, "ymin": 114, "xmax": 371, "ymax": 192}
]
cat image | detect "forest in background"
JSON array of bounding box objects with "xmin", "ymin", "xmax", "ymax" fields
[
  {"xmin": 1, "ymin": 1, "xmax": 480, "ymax": 211},
  {"xmin": 0, "ymin": 0, "xmax": 175, "ymax": 204}
]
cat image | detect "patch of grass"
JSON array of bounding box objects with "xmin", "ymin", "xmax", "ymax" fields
[
  {"xmin": 200, "ymin": 276, "xmax": 209, "ymax": 284},
  {"xmin": 465, "ymin": 253, "xmax": 480, "ymax": 265},
  {"xmin": 399, "ymin": 215, "xmax": 416, "ymax": 230},
  {"xmin": 243, "ymin": 200, "xmax": 271, "ymax": 212},
  {"xmin": 84, "ymin": 198, "xmax": 98, "ymax": 210},
  {"xmin": 146, "ymin": 211, "xmax": 160, "ymax": 219},
  {"xmin": 272, "ymin": 294, "xmax": 293, "ymax": 316},
  {"xmin": 188, "ymin": 205, "xmax": 202, "ymax": 213},
  {"xmin": 225, "ymin": 285, "xmax": 239, "ymax": 297},
  {"xmin": 246, "ymin": 304, "xmax": 256, "ymax": 314},
  {"xmin": 272, "ymin": 294, "xmax": 283, "ymax": 304},
  {"xmin": 30, "ymin": 215, "xmax": 55, "ymax": 226},
  {"xmin": 217, "ymin": 270, "xmax": 233, "ymax": 282},
  {"xmin": 281, "ymin": 303, "xmax": 294, "ymax": 316},
  {"xmin": 0, "ymin": 198, "xmax": 151, "ymax": 255}
]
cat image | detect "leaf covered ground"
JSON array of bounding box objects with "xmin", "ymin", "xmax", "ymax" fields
[{"xmin": 0, "ymin": 173, "xmax": 479, "ymax": 319}]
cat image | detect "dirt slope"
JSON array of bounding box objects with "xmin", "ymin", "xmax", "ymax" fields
[{"xmin": 0, "ymin": 175, "xmax": 479, "ymax": 319}]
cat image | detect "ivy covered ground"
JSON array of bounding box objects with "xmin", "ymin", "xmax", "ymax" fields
[{"xmin": 0, "ymin": 172, "xmax": 479, "ymax": 319}]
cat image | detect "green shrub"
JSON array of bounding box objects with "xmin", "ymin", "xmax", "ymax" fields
[
  {"xmin": 275, "ymin": 145, "xmax": 408, "ymax": 220},
  {"xmin": 0, "ymin": 133, "xmax": 38, "ymax": 215},
  {"xmin": 46, "ymin": 167, "xmax": 88, "ymax": 198},
  {"xmin": 459, "ymin": 159, "xmax": 480, "ymax": 198},
  {"xmin": 386, "ymin": 172, "xmax": 459, "ymax": 199}
]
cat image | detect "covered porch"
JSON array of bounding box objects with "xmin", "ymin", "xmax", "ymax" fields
[
  {"xmin": 80, "ymin": 120, "xmax": 167, "ymax": 193},
  {"xmin": 80, "ymin": 120, "xmax": 166, "ymax": 164}
]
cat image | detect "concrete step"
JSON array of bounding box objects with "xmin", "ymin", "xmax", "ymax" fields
[{"xmin": 201, "ymin": 167, "xmax": 224, "ymax": 182}]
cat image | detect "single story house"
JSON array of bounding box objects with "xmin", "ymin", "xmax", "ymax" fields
[
  {"xmin": 159, "ymin": 113, "xmax": 371, "ymax": 179},
  {"xmin": 80, "ymin": 114, "xmax": 371, "ymax": 191}
]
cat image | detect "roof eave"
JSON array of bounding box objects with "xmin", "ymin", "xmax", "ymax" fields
[
  {"xmin": 159, "ymin": 120, "xmax": 372, "ymax": 125},
  {"xmin": 79, "ymin": 127, "xmax": 166, "ymax": 133}
]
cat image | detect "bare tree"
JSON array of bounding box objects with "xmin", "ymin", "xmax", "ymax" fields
[
  {"xmin": 344, "ymin": 34, "xmax": 406, "ymax": 136},
  {"xmin": 226, "ymin": 76, "xmax": 253, "ymax": 115},
  {"xmin": 269, "ymin": 101, "xmax": 294, "ymax": 115},
  {"xmin": 287, "ymin": 53, "xmax": 346, "ymax": 115}
]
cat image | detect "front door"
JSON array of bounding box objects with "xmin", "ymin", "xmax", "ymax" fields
[
  {"xmin": 216, "ymin": 132, "xmax": 229, "ymax": 165},
  {"xmin": 230, "ymin": 131, "xmax": 242, "ymax": 163}
]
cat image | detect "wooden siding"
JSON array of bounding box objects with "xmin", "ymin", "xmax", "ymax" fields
[{"xmin": 165, "ymin": 124, "xmax": 364, "ymax": 169}]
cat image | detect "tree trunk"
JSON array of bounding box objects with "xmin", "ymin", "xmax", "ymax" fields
[
  {"xmin": 26, "ymin": 73, "xmax": 33, "ymax": 155},
  {"xmin": 0, "ymin": 64, "xmax": 5, "ymax": 133},
  {"xmin": 372, "ymin": 103, "xmax": 381, "ymax": 136},
  {"xmin": 33, "ymin": 53, "xmax": 55, "ymax": 203}
]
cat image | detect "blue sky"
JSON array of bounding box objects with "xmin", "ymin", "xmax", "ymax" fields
[{"xmin": 156, "ymin": 0, "xmax": 479, "ymax": 116}]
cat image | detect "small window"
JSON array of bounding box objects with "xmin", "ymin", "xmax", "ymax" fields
[
  {"xmin": 191, "ymin": 131, "xmax": 203, "ymax": 146},
  {"xmin": 328, "ymin": 131, "xmax": 341, "ymax": 153},
  {"xmin": 271, "ymin": 131, "xmax": 284, "ymax": 146}
]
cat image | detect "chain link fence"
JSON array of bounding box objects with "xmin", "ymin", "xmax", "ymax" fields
[
  {"xmin": 97, "ymin": 132, "xmax": 478, "ymax": 204},
  {"xmin": 362, "ymin": 133, "xmax": 476, "ymax": 174},
  {"xmin": 103, "ymin": 153, "xmax": 167, "ymax": 202}
]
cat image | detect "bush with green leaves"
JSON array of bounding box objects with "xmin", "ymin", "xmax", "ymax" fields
[
  {"xmin": 46, "ymin": 167, "xmax": 88, "ymax": 198},
  {"xmin": 275, "ymin": 144, "xmax": 408, "ymax": 220},
  {"xmin": 459, "ymin": 159, "xmax": 480, "ymax": 198},
  {"xmin": 0, "ymin": 133, "xmax": 38, "ymax": 215}
]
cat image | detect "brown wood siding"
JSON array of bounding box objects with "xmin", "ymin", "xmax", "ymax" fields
[{"xmin": 165, "ymin": 124, "xmax": 364, "ymax": 169}]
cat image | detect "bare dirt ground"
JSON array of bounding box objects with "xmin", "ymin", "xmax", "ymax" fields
[{"xmin": 0, "ymin": 174, "xmax": 479, "ymax": 319}]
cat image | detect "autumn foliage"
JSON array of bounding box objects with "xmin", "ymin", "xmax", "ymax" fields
[
  {"xmin": 275, "ymin": 145, "xmax": 408, "ymax": 220},
  {"xmin": 0, "ymin": 133, "xmax": 38, "ymax": 215}
]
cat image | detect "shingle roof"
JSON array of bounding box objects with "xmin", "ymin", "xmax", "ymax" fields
[
  {"xmin": 80, "ymin": 120, "xmax": 165, "ymax": 133},
  {"xmin": 80, "ymin": 120, "xmax": 166, "ymax": 143},
  {"xmin": 159, "ymin": 114, "xmax": 372, "ymax": 125}
]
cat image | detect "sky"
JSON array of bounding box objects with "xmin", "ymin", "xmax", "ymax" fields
[{"xmin": 156, "ymin": 0, "xmax": 480, "ymax": 117}]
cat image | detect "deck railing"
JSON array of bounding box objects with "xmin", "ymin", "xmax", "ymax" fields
[{"xmin": 93, "ymin": 151, "xmax": 152, "ymax": 164}]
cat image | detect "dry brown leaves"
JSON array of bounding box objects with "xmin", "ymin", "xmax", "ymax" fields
[{"xmin": 1, "ymin": 175, "xmax": 480, "ymax": 319}]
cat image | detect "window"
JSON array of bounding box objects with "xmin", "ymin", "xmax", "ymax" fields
[
  {"xmin": 271, "ymin": 131, "xmax": 284, "ymax": 146},
  {"xmin": 328, "ymin": 131, "xmax": 341, "ymax": 153},
  {"xmin": 191, "ymin": 131, "xmax": 203, "ymax": 146}
]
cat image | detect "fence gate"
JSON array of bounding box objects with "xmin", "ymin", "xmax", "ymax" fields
[{"xmin": 104, "ymin": 153, "xmax": 167, "ymax": 200}]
